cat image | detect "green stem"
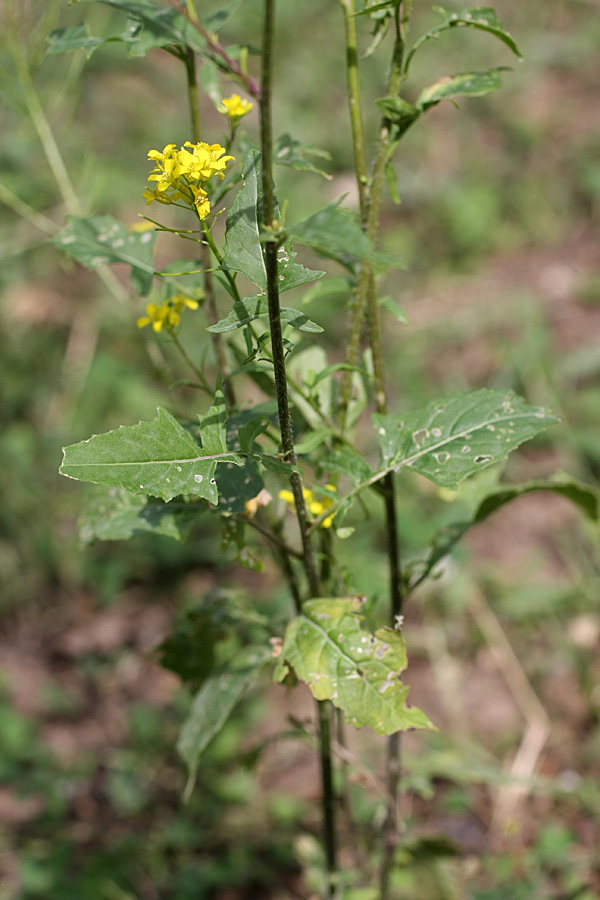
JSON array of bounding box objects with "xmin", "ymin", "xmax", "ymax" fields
[
  {"xmin": 10, "ymin": 42, "xmax": 80, "ymax": 215},
  {"xmin": 260, "ymin": 2, "xmax": 337, "ymax": 892},
  {"xmin": 183, "ymin": 47, "xmax": 236, "ymax": 409},
  {"xmin": 337, "ymin": 0, "xmax": 369, "ymax": 222}
]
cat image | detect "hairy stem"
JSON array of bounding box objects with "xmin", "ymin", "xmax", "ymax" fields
[{"xmin": 261, "ymin": 1, "xmax": 337, "ymax": 891}]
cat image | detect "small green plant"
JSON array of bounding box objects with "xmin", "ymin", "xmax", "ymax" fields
[{"xmin": 44, "ymin": 1, "xmax": 598, "ymax": 896}]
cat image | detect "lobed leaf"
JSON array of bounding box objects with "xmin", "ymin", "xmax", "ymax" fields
[
  {"xmin": 54, "ymin": 215, "xmax": 156, "ymax": 295},
  {"xmin": 60, "ymin": 400, "xmax": 242, "ymax": 503},
  {"xmin": 374, "ymin": 389, "xmax": 558, "ymax": 489},
  {"xmin": 276, "ymin": 598, "xmax": 434, "ymax": 734},
  {"xmin": 207, "ymin": 297, "xmax": 323, "ymax": 334},
  {"xmin": 79, "ymin": 486, "xmax": 201, "ymax": 543}
]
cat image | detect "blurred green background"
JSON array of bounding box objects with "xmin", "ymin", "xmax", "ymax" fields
[{"xmin": 1, "ymin": 1, "xmax": 599, "ymax": 897}]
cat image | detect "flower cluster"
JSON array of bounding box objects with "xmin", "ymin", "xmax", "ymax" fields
[
  {"xmin": 143, "ymin": 141, "xmax": 234, "ymax": 218},
  {"xmin": 137, "ymin": 294, "xmax": 199, "ymax": 333},
  {"xmin": 279, "ymin": 485, "xmax": 337, "ymax": 529},
  {"xmin": 218, "ymin": 94, "xmax": 254, "ymax": 120}
]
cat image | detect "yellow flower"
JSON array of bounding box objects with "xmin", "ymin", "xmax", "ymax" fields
[
  {"xmin": 218, "ymin": 94, "xmax": 254, "ymax": 119},
  {"xmin": 143, "ymin": 141, "xmax": 234, "ymax": 217},
  {"xmin": 279, "ymin": 484, "xmax": 337, "ymax": 529},
  {"xmin": 137, "ymin": 294, "xmax": 199, "ymax": 333}
]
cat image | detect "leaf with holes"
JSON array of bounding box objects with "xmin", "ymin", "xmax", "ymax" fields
[
  {"xmin": 373, "ymin": 389, "xmax": 558, "ymax": 489},
  {"xmin": 275, "ymin": 598, "xmax": 434, "ymax": 734},
  {"xmin": 55, "ymin": 215, "xmax": 157, "ymax": 295},
  {"xmin": 60, "ymin": 397, "xmax": 242, "ymax": 503}
]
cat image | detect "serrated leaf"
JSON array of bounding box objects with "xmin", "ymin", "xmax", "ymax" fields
[
  {"xmin": 178, "ymin": 644, "xmax": 271, "ymax": 785},
  {"xmin": 79, "ymin": 486, "xmax": 201, "ymax": 543},
  {"xmin": 55, "ymin": 215, "xmax": 157, "ymax": 295},
  {"xmin": 273, "ymin": 133, "xmax": 332, "ymax": 180},
  {"xmin": 288, "ymin": 198, "xmax": 404, "ymax": 271},
  {"xmin": 60, "ymin": 404, "xmax": 242, "ymax": 503},
  {"xmin": 207, "ymin": 297, "xmax": 323, "ymax": 334},
  {"xmin": 374, "ymin": 389, "xmax": 558, "ymax": 489},
  {"xmin": 405, "ymin": 6, "xmax": 522, "ymax": 74},
  {"xmin": 222, "ymin": 150, "xmax": 324, "ymax": 292},
  {"xmin": 46, "ymin": 21, "xmax": 140, "ymax": 58},
  {"xmin": 276, "ymin": 598, "xmax": 434, "ymax": 734},
  {"xmin": 416, "ymin": 68, "xmax": 507, "ymax": 111}
]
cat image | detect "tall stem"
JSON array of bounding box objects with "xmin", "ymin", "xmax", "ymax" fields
[
  {"xmin": 260, "ymin": 1, "xmax": 337, "ymax": 892},
  {"xmin": 337, "ymin": 4, "xmax": 413, "ymax": 896},
  {"xmin": 183, "ymin": 48, "xmax": 236, "ymax": 409}
]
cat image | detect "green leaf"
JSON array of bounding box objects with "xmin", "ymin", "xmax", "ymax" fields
[
  {"xmin": 378, "ymin": 296, "xmax": 409, "ymax": 323},
  {"xmin": 222, "ymin": 150, "xmax": 324, "ymax": 292},
  {"xmin": 375, "ymin": 96, "xmax": 421, "ymax": 138},
  {"xmin": 46, "ymin": 21, "xmax": 140, "ymax": 58},
  {"xmin": 60, "ymin": 402, "xmax": 242, "ymax": 503},
  {"xmin": 91, "ymin": 0, "xmax": 207, "ymax": 56},
  {"xmin": 411, "ymin": 475, "xmax": 598, "ymax": 589},
  {"xmin": 178, "ymin": 644, "xmax": 271, "ymax": 788},
  {"xmin": 221, "ymin": 518, "xmax": 263, "ymax": 571},
  {"xmin": 374, "ymin": 389, "xmax": 558, "ymax": 489},
  {"xmin": 54, "ymin": 215, "xmax": 157, "ymax": 295},
  {"xmin": 302, "ymin": 276, "xmax": 352, "ymax": 306},
  {"xmin": 215, "ymin": 458, "xmax": 265, "ymax": 514},
  {"xmin": 289, "ymin": 198, "xmax": 404, "ymax": 271},
  {"xmin": 416, "ymin": 68, "xmax": 508, "ymax": 111},
  {"xmin": 79, "ymin": 486, "xmax": 201, "ymax": 543},
  {"xmin": 207, "ymin": 297, "xmax": 323, "ymax": 334},
  {"xmin": 273, "ymin": 133, "xmax": 332, "ymax": 180},
  {"xmin": 320, "ymin": 447, "xmax": 373, "ymax": 486},
  {"xmin": 276, "ymin": 598, "xmax": 434, "ymax": 734},
  {"xmin": 405, "ymin": 6, "xmax": 522, "ymax": 74}
]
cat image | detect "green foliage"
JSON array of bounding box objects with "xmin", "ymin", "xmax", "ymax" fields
[
  {"xmin": 3, "ymin": 0, "xmax": 595, "ymax": 894},
  {"xmin": 61, "ymin": 401, "xmax": 242, "ymax": 502},
  {"xmin": 54, "ymin": 215, "xmax": 157, "ymax": 295},
  {"xmin": 222, "ymin": 150, "xmax": 324, "ymax": 292},
  {"xmin": 178, "ymin": 644, "xmax": 271, "ymax": 787},
  {"xmin": 275, "ymin": 598, "xmax": 435, "ymax": 734},
  {"xmin": 207, "ymin": 296, "xmax": 323, "ymax": 333},
  {"xmin": 374, "ymin": 389, "xmax": 558, "ymax": 488}
]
